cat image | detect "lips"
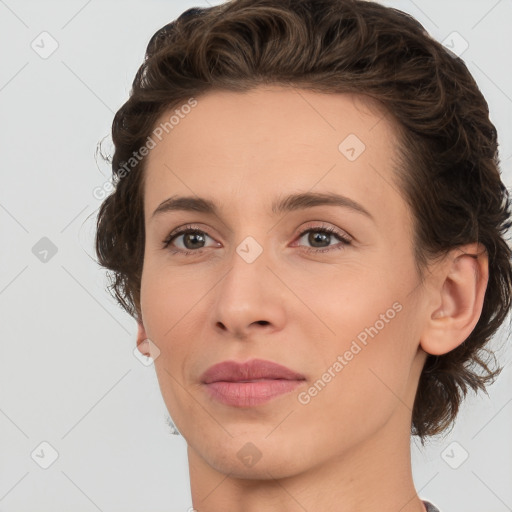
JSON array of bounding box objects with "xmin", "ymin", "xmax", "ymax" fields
[
  {"xmin": 200, "ymin": 358, "xmax": 306, "ymax": 384},
  {"xmin": 200, "ymin": 359, "xmax": 306, "ymax": 407}
]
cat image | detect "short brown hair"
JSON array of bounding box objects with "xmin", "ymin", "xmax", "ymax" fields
[{"xmin": 95, "ymin": 0, "xmax": 512, "ymax": 444}]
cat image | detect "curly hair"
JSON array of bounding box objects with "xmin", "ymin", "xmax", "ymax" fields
[{"xmin": 95, "ymin": 0, "xmax": 512, "ymax": 444}]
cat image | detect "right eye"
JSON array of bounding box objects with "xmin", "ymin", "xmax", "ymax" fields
[{"xmin": 162, "ymin": 225, "xmax": 220, "ymax": 256}]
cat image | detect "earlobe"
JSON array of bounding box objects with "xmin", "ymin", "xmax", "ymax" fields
[
  {"xmin": 136, "ymin": 321, "xmax": 151, "ymax": 357},
  {"xmin": 420, "ymin": 243, "xmax": 488, "ymax": 356}
]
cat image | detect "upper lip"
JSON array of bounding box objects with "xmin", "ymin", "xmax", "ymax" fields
[{"xmin": 201, "ymin": 358, "xmax": 306, "ymax": 384}]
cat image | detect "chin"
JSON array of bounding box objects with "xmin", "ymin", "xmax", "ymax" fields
[{"xmin": 193, "ymin": 433, "xmax": 312, "ymax": 479}]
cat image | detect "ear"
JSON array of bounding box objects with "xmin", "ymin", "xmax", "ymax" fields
[
  {"xmin": 420, "ymin": 243, "xmax": 489, "ymax": 356},
  {"xmin": 136, "ymin": 320, "xmax": 151, "ymax": 357}
]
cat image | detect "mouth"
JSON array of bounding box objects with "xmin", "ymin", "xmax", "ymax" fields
[{"xmin": 200, "ymin": 358, "xmax": 306, "ymax": 407}]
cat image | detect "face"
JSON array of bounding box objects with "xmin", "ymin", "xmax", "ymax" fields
[{"xmin": 139, "ymin": 85, "xmax": 429, "ymax": 478}]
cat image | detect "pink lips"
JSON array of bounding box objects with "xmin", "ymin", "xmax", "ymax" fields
[{"xmin": 201, "ymin": 358, "xmax": 306, "ymax": 407}]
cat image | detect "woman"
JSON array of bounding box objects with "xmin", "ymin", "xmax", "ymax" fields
[{"xmin": 95, "ymin": 1, "xmax": 512, "ymax": 510}]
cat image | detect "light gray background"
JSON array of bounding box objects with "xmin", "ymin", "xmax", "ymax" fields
[{"xmin": 1, "ymin": 1, "xmax": 511, "ymax": 511}]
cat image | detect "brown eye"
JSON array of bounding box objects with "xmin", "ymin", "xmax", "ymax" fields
[
  {"xmin": 163, "ymin": 225, "xmax": 219, "ymax": 255},
  {"xmin": 295, "ymin": 226, "xmax": 352, "ymax": 253}
]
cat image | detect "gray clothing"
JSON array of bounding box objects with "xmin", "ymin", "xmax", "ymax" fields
[{"xmin": 423, "ymin": 500, "xmax": 441, "ymax": 512}]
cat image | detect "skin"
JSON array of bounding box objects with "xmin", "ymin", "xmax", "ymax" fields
[{"xmin": 136, "ymin": 85, "xmax": 488, "ymax": 512}]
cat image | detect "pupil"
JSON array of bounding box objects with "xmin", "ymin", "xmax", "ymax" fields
[
  {"xmin": 185, "ymin": 232, "xmax": 205, "ymax": 249},
  {"xmin": 309, "ymin": 232, "xmax": 329, "ymax": 247}
]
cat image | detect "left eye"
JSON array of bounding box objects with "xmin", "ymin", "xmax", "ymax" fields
[{"xmin": 295, "ymin": 227, "xmax": 351, "ymax": 252}]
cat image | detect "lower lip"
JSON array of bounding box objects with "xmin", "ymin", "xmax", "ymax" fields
[{"xmin": 204, "ymin": 379, "xmax": 304, "ymax": 407}]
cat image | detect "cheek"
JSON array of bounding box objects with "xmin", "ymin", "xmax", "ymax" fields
[
  {"xmin": 301, "ymin": 257, "xmax": 418, "ymax": 392},
  {"xmin": 140, "ymin": 263, "xmax": 200, "ymax": 340},
  {"xmin": 140, "ymin": 268, "xmax": 208, "ymax": 398},
  {"xmin": 300, "ymin": 266, "xmax": 405, "ymax": 341},
  {"xmin": 299, "ymin": 306, "xmax": 415, "ymax": 443},
  {"xmin": 140, "ymin": 273, "xmax": 197, "ymax": 418}
]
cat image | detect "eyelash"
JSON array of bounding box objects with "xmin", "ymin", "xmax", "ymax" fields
[{"xmin": 162, "ymin": 223, "xmax": 352, "ymax": 257}]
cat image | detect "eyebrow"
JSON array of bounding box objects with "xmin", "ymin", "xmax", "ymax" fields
[{"xmin": 151, "ymin": 192, "xmax": 374, "ymax": 221}]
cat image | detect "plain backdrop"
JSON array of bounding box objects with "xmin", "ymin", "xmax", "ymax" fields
[{"xmin": 0, "ymin": 1, "xmax": 511, "ymax": 511}]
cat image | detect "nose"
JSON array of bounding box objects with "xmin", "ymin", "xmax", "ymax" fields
[{"xmin": 210, "ymin": 240, "xmax": 288, "ymax": 340}]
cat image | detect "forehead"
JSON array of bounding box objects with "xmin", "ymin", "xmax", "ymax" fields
[
  {"xmin": 143, "ymin": 86, "xmax": 406, "ymax": 224},
  {"xmin": 148, "ymin": 85, "xmax": 396, "ymax": 159}
]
